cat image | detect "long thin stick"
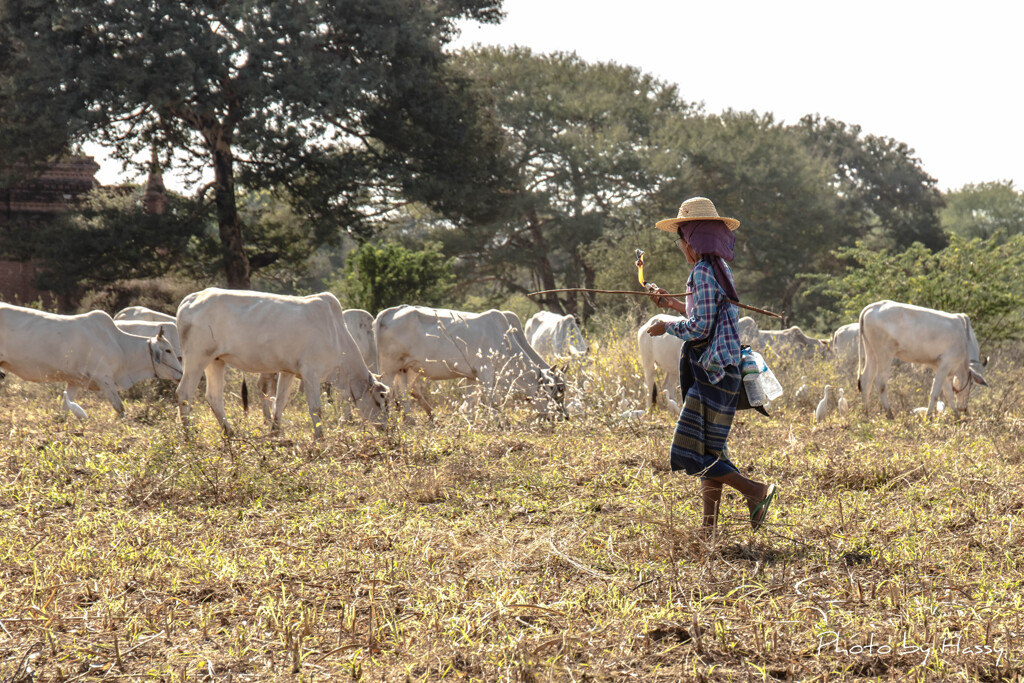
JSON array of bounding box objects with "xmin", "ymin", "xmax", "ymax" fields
[{"xmin": 526, "ymin": 287, "xmax": 783, "ymax": 319}]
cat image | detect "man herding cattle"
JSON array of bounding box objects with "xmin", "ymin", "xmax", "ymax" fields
[{"xmin": 857, "ymin": 300, "xmax": 988, "ymax": 418}]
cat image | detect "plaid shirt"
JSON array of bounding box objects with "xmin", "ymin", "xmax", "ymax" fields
[{"xmin": 664, "ymin": 259, "xmax": 741, "ymax": 384}]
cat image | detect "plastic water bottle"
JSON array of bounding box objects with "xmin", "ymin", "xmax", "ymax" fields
[
  {"xmin": 741, "ymin": 351, "xmax": 767, "ymax": 406},
  {"xmin": 755, "ymin": 354, "xmax": 784, "ymax": 401}
]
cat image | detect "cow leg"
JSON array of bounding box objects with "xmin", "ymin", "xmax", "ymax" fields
[
  {"xmin": 257, "ymin": 373, "xmax": 277, "ymax": 423},
  {"xmin": 940, "ymin": 376, "xmax": 955, "ymax": 409},
  {"xmin": 300, "ymin": 372, "xmax": 325, "ymax": 439},
  {"xmin": 642, "ymin": 357, "xmax": 656, "ymax": 411},
  {"xmin": 62, "ymin": 385, "xmax": 89, "ymax": 420},
  {"xmin": 176, "ymin": 356, "xmax": 210, "ymax": 427},
  {"xmin": 666, "ymin": 365, "xmax": 681, "ymax": 413},
  {"xmin": 858, "ymin": 346, "xmax": 878, "ymax": 413},
  {"xmin": 875, "ymin": 362, "xmax": 895, "ymax": 419},
  {"xmin": 272, "ymin": 372, "xmax": 296, "ymax": 433},
  {"xmin": 203, "ymin": 360, "xmax": 232, "ymax": 436},
  {"xmin": 407, "ymin": 372, "xmax": 434, "ymax": 417},
  {"xmin": 96, "ymin": 380, "xmax": 125, "ymax": 417},
  {"xmin": 928, "ymin": 363, "xmax": 953, "ymax": 418}
]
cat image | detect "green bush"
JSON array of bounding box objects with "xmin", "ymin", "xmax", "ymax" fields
[
  {"xmin": 804, "ymin": 233, "xmax": 1024, "ymax": 341},
  {"xmin": 331, "ymin": 241, "xmax": 455, "ymax": 314}
]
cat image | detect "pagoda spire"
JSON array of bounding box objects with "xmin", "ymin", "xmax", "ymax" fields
[{"xmin": 143, "ymin": 146, "xmax": 166, "ymax": 215}]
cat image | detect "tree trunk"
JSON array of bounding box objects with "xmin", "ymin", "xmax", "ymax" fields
[
  {"xmin": 580, "ymin": 261, "xmax": 596, "ymax": 324},
  {"xmin": 526, "ymin": 207, "xmax": 563, "ymax": 313},
  {"xmin": 212, "ymin": 144, "xmax": 250, "ymax": 289}
]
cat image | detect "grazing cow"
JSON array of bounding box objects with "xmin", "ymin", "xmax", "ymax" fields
[
  {"xmin": 502, "ymin": 310, "xmax": 567, "ymax": 405},
  {"xmin": 114, "ymin": 319, "xmax": 181, "ymax": 359},
  {"xmin": 637, "ymin": 314, "xmax": 684, "ymax": 413},
  {"xmin": 524, "ymin": 311, "xmax": 588, "ymax": 359},
  {"xmin": 248, "ymin": 307, "xmax": 378, "ymax": 422},
  {"xmin": 750, "ymin": 326, "xmax": 828, "ymax": 361},
  {"xmin": 857, "ymin": 300, "xmax": 988, "ymax": 418},
  {"xmin": 0, "ymin": 303, "xmax": 181, "ymax": 418},
  {"xmin": 375, "ymin": 306, "xmax": 565, "ymax": 418},
  {"xmin": 176, "ymin": 289, "xmax": 388, "ymax": 438},
  {"xmin": 737, "ymin": 316, "xmax": 759, "ymax": 345},
  {"xmin": 830, "ymin": 322, "xmax": 859, "ymax": 371},
  {"xmin": 113, "ymin": 306, "xmax": 176, "ymax": 324}
]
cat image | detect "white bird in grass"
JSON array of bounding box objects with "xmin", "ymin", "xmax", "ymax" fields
[
  {"xmin": 62, "ymin": 391, "xmax": 88, "ymax": 420},
  {"xmin": 836, "ymin": 388, "xmax": 849, "ymax": 416},
  {"xmin": 911, "ymin": 400, "xmax": 946, "ymax": 417},
  {"xmin": 814, "ymin": 385, "xmax": 835, "ymax": 422}
]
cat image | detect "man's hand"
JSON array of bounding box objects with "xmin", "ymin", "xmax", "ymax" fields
[
  {"xmin": 647, "ymin": 286, "xmax": 681, "ymax": 312},
  {"xmin": 647, "ymin": 320, "xmax": 667, "ymax": 336}
]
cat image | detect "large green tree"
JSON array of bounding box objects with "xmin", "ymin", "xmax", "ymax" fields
[
  {"xmin": 795, "ymin": 115, "xmax": 947, "ymax": 251},
  {"xmin": 441, "ymin": 47, "xmax": 690, "ymax": 319},
  {"xmin": 941, "ymin": 181, "xmax": 1024, "ymax": 243},
  {"xmin": 0, "ymin": 0, "xmax": 506, "ymax": 288},
  {"xmin": 808, "ymin": 234, "xmax": 1024, "ymax": 341}
]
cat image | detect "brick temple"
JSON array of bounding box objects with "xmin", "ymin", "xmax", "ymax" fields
[{"xmin": 0, "ymin": 157, "xmax": 101, "ymax": 309}]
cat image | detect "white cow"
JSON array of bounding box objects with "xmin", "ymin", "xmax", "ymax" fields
[
  {"xmin": 375, "ymin": 306, "xmax": 565, "ymax": 418},
  {"xmin": 750, "ymin": 326, "xmax": 828, "ymax": 361},
  {"xmin": 113, "ymin": 306, "xmax": 176, "ymax": 323},
  {"xmin": 524, "ymin": 311, "xmax": 588, "ymax": 359},
  {"xmin": 737, "ymin": 316, "xmax": 759, "ymax": 345},
  {"xmin": 176, "ymin": 289, "xmax": 388, "ymax": 438},
  {"xmin": 503, "ymin": 310, "xmax": 567, "ymax": 403},
  {"xmin": 830, "ymin": 322, "xmax": 859, "ymax": 371},
  {"xmin": 343, "ymin": 309, "xmax": 376, "ymax": 372},
  {"xmin": 0, "ymin": 303, "xmax": 181, "ymax": 419},
  {"xmin": 637, "ymin": 314, "xmax": 684, "ymax": 413},
  {"xmin": 247, "ymin": 307, "xmax": 378, "ymax": 422},
  {"xmin": 857, "ymin": 300, "xmax": 988, "ymax": 418},
  {"xmin": 114, "ymin": 319, "xmax": 181, "ymax": 359}
]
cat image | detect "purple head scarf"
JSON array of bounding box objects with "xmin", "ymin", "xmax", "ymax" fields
[{"xmin": 680, "ymin": 220, "xmax": 739, "ymax": 302}]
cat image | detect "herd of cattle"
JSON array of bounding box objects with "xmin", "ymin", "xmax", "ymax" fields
[
  {"xmin": 0, "ymin": 291, "xmax": 988, "ymax": 437},
  {"xmin": 638, "ymin": 299, "xmax": 988, "ymax": 419},
  {"xmin": 0, "ymin": 292, "xmax": 588, "ymax": 437}
]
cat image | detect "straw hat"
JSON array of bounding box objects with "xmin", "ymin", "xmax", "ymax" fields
[{"xmin": 655, "ymin": 196, "xmax": 739, "ymax": 232}]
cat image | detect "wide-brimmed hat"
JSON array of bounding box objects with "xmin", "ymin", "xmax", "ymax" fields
[{"xmin": 655, "ymin": 196, "xmax": 739, "ymax": 232}]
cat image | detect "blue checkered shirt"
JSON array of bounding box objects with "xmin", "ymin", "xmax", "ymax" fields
[{"xmin": 664, "ymin": 259, "xmax": 741, "ymax": 384}]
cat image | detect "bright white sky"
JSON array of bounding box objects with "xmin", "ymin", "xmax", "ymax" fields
[
  {"xmin": 93, "ymin": 0, "xmax": 1022, "ymax": 193},
  {"xmin": 451, "ymin": 0, "xmax": 1024, "ymax": 192}
]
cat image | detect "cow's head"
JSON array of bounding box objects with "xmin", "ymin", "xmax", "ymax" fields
[
  {"xmin": 150, "ymin": 328, "xmax": 183, "ymax": 381},
  {"xmin": 526, "ymin": 366, "xmax": 568, "ymax": 420},
  {"xmin": 951, "ymin": 359, "xmax": 988, "ymax": 414},
  {"xmin": 351, "ymin": 372, "xmax": 390, "ymax": 426}
]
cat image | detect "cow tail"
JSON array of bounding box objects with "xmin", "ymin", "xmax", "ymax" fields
[
  {"xmin": 241, "ymin": 378, "xmax": 249, "ymax": 413},
  {"xmin": 651, "ymin": 380, "xmax": 658, "ymax": 408},
  {"xmin": 856, "ymin": 307, "xmax": 867, "ymax": 394}
]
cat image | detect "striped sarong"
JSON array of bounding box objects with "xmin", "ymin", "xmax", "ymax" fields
[{"xmin": 670, "ymin": 339, "xmax": 741, "ymax": 478}]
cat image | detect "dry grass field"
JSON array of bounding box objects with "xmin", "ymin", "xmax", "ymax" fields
[{"xmin": 1, "ymin": 322, "xmax": 1023, "ymax": 682}]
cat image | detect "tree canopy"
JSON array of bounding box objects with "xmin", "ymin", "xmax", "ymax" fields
[
  {"xmin": 439, "ymin": 46, "xmax": 691, "ymax": 319},
  {"xmin": 806, "ymin": 234, "xmax": 1024, "ymax": 341},
  {"xmin": 0, "ymin": 0, "xmax": 507, "ymax": 288},
  {"xmin": 941, "ymin": 181, "xmax": 1024, "ymax": 243}
]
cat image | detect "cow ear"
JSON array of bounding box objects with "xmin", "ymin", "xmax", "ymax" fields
[{"xmin": 970, "ymin": 369, "xmax": 988, "ymax": 387}]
